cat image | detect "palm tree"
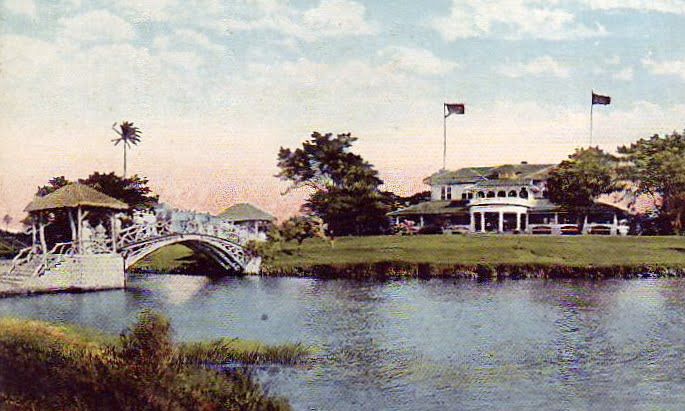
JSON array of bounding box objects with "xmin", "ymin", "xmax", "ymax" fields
[{"xmin": 111, "ymin": 121, "xmax": 142, "ymax": 178}]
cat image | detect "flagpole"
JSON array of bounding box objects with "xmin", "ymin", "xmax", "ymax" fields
[
  {"xmin": 589, "ymin": 90, "xmax": 593, "ymax": 147},
  {"xmin": 443, "ymin": 104, "xmax": 447, "ymax": 170}
]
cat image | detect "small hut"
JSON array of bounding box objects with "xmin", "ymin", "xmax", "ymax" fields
[
  {"xmin": 217, "ymin": 203, "xmax": 275, "ymax": 235},
  {"xmin": 24, "ymin": 183, "xmax": 128, "ymax": 256}
]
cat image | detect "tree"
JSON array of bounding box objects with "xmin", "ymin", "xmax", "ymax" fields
[
  {"xmin": 279, "ymin": 216, "xmax": 316, "ymax": 245},
  {"xmin": 618, "ymin": 131, "xmax": 685, "ymax": 234},
  {"xmin": 112, "ymin": 121, "xmax": 142, "ymax": 178},
  {"xmin": 277, "ymin": 132, "xmax": 390, "ymax": 236},
  {"xmin": 2, "ymin": 214, "xmax": 11, "ymax": 231},
  {"xmin": 547, "ymin": 147, "xmax": 619, "ymax": 228},
  {"xmin": 79, "ymin": 172, "xmax": 158, "ymax": 211}
]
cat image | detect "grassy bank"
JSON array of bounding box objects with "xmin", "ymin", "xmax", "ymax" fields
[
  {"xmin": 262, "ymin": 235, "xmax": 685, "ymax": 279},
  {"xmin": 136, "ymin": 235, "xmax": 685, "ymax": 279},
  {"xmin": 0, "ymin": 313, "xmax": 308, "ymax": 410}
]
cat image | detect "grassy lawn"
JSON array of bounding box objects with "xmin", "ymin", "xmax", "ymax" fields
[
  {"xmin": 267, "ymin": 235, "xmax": 685, "ymax": 271},
  {"xmin": 135, "ymin": 235, "xmax": 685, "ymax": 277}
]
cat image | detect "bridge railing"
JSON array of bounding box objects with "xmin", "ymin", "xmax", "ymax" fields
[{"xmin": 117, "ymin": 220, "xmax": 244, "ymax": 248}]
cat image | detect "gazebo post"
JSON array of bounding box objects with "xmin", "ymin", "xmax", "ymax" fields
[
  {"xmin": 68, "ymin": 209, "xmax": 77, "ymax": 245},
  {"xmin": 38, "ymin": 212, "xmax": 48, "ymax": 266},
  {"xmin": 77, "ymin": 206, "xmax": 83, "ymax": 254},
  {"xmin": 110, "ymin": 213, "xmax": 117, "ymax": 253},
  {"xmin": 31, "ymin": 219, "xmax": 37, "ymax": 252}
]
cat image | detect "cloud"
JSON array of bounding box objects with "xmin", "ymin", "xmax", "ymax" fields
[
  {"xmin": 642, "ymin": 57, "xmax": 685, "ymax": 80},
  {"xmin": 3, "ymin": 0, "xmax": 36, "ymax": 18},
  {"xmin": 498, "ymin": 56, "xmax": 571, "ymax": 78},
  {"xmin": 377, "ymin": 47, "xmax": 458, "ymax": 75},
  {"xmin": 301, "ymin": 0, "xmax": 377, "ymax": 36},
  {"xmin": 225, "ymin": 0, "xmax": 378, "ymax": 41},
  {"xmin": 613, "ymin": 67, "xmax": 634, "ymax": 81},
  {"xmin": 111, "ymin": 0, "xmax": 180, "ymax": 22},
  {"xmin": 585, "ymin": 0, "xmax": 685, "ymax": 14},
  {"xmin": 606, "ymin": 55, "xmax": 621, "ymax": 65},
  {"xmin": 154, "ymin": 29, "xmax": 225, "ymax": 56},
  {"xmin": 59, "ymin": 9, "xmax": 135, "ymax": 43},
  {"xmin": 432, "ymin": 0, "xmax": 607, "ymax": 41}
]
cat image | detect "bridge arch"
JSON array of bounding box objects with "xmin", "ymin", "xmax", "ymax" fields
[{"xmin": 121, "ymin": 234, "xmax": 247, "ymax": 273}]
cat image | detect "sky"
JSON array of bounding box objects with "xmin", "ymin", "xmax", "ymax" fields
[{"xmin": 1, "ymin": 0, "xmax": 684, "ymax": 228}]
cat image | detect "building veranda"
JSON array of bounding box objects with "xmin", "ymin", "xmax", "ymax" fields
[{"xmin": 389, "ymin": 163, "xmax": 631, "ymax": 236}]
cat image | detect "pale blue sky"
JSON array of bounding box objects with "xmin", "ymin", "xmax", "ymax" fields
[{"xmin": 1, "ymin": 0, "xmax": 684, "ymax": 221}]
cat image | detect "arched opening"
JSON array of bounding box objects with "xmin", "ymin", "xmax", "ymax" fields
[
  {"xmin": 497, "ymin": 191, "xmax": 506, "ymax": 198},
  {"xmin": 508, "ymin": 190, "xmax": 517, "ymax": 197},
  {"xmin": 477, "ymin": 191, "xmax": 485, "ymax": 198},
  {"xmin": 124, "ymin": 238, "xmax": 243, "ymax": 275},
  {"xmin": 519, "ymin": 188, "xmax": 529, "ymax": 199},
  {"xmin": 487, "ymin": 191, "xmax": 495, "ymax": 198}
]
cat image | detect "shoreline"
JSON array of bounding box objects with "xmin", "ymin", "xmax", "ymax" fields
[{"xmin": 260, "ymin": 261, "xmax": 685, "ymax": 280}]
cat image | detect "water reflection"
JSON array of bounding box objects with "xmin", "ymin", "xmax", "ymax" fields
[{"xmin": 2, "ymin": 276, "xmax": 685, "ymax": 409}]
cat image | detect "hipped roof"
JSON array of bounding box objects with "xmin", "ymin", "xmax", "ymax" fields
[
  {"xmin": 217, "ymin": 203, "xmax": 275, "ymax": 222},
  {"xmin": 24, "ymin": 183, "xmax": 129, "ymax": 212}
]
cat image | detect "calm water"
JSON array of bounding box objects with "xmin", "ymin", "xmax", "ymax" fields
[{"xmin": 2, "ymin": 274, "xmax": 685, "ymax": 410}]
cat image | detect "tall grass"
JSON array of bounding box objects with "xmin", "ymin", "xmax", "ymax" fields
[
  {"xmin": 177, "ymin": 338, "xmax": 310, "ymax": 366},
  {"xmin": 0, "ymin": 312, "xmax": 294, "ymax": 410}
]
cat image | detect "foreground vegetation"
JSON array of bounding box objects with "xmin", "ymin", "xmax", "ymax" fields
[{"xmin": 0, "ymin": 312, "xmax": 307, "ymax": 410}]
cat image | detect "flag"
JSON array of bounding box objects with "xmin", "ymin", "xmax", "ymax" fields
[
  {"xmin": 592, "ymin": 92, "xmax": 611, "ymax": 105},
  {"xmin": 445, "ymin": 103, "xmax": 465, "ymax": 117}
]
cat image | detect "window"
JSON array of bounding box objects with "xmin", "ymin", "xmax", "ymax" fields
[
  {"xmin": 487, "ymin": 191, "xmax": 495, "ymax": 198},
  {"xmin": 497, "ymin": 191, "xmax": 506, "ymax": 197},
  {"xmin": 519, "ymin": 188, "xmax": 529, "ymax": 199},
  {"xmin": 508, "ymin": 190, "xmax": 517, "ymax": 197},
  {"xmin": 477, "ymin": 191, "xmax": 485, "ymax": 198},
  {"xmin": 461, "ymin": 193, "xmax": 467, "ymax": 200},
  {"xmin": 468, "ymin": 192, "xmax": 474, "ymax": 199},
  {"xmin": 440, "ymin": 186, "xmax": 452, "ymax": 200}
]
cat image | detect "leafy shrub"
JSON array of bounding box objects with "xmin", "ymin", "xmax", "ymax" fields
[
  {"xmin": 417, "ymin": 225, "xmax": 443, "ymax": 235},
  {"xmin": 0, "ymin": 312, "xmax": 290, "ymax": 410}
]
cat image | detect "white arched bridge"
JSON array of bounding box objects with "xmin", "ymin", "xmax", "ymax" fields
[
  {"xmin": 4, "ymin": 218, "xmax": 254, "ymax": 284},
  {"xmin": 116, "ymin": 220, "xmax": 249, "ymax": 272}
]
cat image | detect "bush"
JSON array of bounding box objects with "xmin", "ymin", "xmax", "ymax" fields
[
  {"xmin": 417, "ymin": 225, "xmax": 443, "ymax": 235},
  {"xmin": 0, "ymin": 312, "xmax": 290, "ymax": 410}
]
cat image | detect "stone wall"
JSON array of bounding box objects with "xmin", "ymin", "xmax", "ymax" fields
[{"xmin": 25, "ymin": 254, "xmax": 125, "ymax": 293}]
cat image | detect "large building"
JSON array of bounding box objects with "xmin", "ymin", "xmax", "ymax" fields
[{"xmin": 389, "ymin": 162, "xmax": 630, "ymax": 235}]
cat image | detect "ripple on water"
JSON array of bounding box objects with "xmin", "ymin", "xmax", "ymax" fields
[{"xmin": 3, "ymin": 275, "xmax": 685, "ymax": 409}]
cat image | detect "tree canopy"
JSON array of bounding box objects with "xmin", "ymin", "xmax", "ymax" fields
[
  {"xmin": 546, "ymin": 147, "xmax": 619, "ymax": 223},
  {"xmin": 277, "ymin": 132, "xmax": 390, "ymax": 236},
  {"xmin": 617, "ymin": 131, "xmax": 685, "ymax": 233}
]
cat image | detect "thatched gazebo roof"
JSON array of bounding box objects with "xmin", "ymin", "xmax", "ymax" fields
[
  {"xmin": 24, "ymin": 183, "xmax": 129, "ymax": 212},
  {"xmin": 217, "ymin": 203, "xmax": 275, "ymax": 222}
]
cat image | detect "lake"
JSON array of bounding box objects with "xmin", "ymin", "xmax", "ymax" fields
[{"xmin": 2, "ymin": 274, "xmax": 685, "ymax": 410}]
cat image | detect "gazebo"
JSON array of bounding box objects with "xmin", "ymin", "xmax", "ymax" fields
[
  {"xmin": 217, "ymin": 203, "xmax": 275, "ymax": 234},
  {"xmin": 24, "ymin": 183, "xmax": 129, "ymax": 258}
]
